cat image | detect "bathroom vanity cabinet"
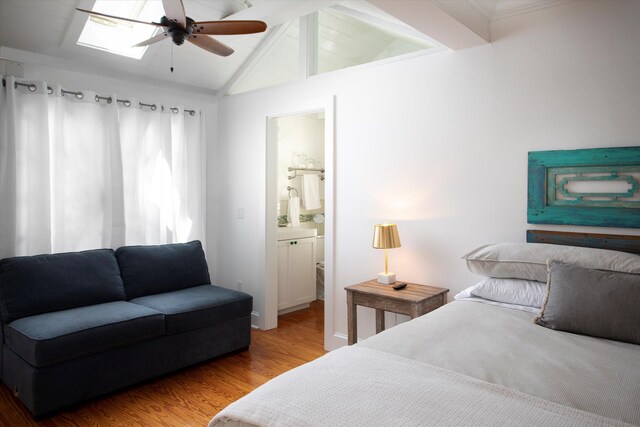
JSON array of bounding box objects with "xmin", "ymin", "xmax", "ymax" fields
[{"xmin": 278, "ymin": 236, "xmax": 317, "ymax": 312}]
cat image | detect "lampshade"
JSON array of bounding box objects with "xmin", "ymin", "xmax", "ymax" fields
[{"xmin": 372, "ymin": 224, "xmax": 401, "ymax": 249}]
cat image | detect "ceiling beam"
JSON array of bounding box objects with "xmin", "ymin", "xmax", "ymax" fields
[
  {"xmin": 366, "ymin": 0, "xmax": 490, "ymax": 50},
  {"xmin": 223, "ymin": 0, "xmax": 340, "ymax": 28},
  {"xmin": 330, "ymin": 4, "xmax": 438, "ymax": 45},
  {"xmin": 432, "ymin": 0, "xmax": 491, "ymax": 42}
]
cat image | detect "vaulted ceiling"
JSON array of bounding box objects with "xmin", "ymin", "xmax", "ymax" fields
[{"xmin": 0, "ymin": 0, "xmax": 568, "ymax": 96}]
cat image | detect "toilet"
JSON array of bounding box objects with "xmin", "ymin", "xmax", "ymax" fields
[{"xmin": 316, "ymin": 236, "xmax": 325, "ymax": 301}]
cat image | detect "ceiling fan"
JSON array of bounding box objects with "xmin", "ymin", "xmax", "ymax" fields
[{"xmin": 76, "ymin": 0, "xmax": 267, "ymax": 57}]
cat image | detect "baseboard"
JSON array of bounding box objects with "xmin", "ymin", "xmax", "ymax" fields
[
  {"xmin": 251, "ymin": 311, "xmax": 260, "ymax": 329},
  {"xmin": 277, "ymin": 303, "xmax": 310, "ymax": 315},
  {"xmin": 329, "ymin": 332, "xmax": 349, "ymax": 350}
]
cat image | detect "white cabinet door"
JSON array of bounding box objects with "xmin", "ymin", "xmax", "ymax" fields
[
  {"xmin": 290, "ymin": 237, "xmax": 316, "ymax": 305},
  {"xmin": 277, "ymin": 237, "xmax": 316, "ymax": 311}
]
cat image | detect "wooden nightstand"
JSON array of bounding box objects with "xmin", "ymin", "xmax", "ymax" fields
[{"xmin": 345, "ymin": 279, "xmax": 449, "ymax": 345}]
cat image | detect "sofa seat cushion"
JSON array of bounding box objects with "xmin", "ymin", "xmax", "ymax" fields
[
  {"xmin": 130, "ymin": 285, "xmax": 252, "ymax": 335},
  {"xmin": 5, "ymin": 301, "xmax": 164, "ymax": 367}
]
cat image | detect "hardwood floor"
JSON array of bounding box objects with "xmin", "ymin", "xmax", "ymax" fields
[{"xmin": 0, "ymin": 301, "xmax": 325, "ymax": 427}]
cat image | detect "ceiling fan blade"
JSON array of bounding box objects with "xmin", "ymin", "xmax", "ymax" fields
[
  {"xmin": 162, "ymin": 0, "xmax": 186, "ymax": 27},
  {"xmin": 192, "ymin": 20, "xmax": 267, "ymax": 35},
  {"xmin": 133, "ymin": 32, "xmax": 168, "ymax": 47},
  {"xmin": 188, "ymin": 35, "xmax": 234, "ymax": 57},
  {"xmin": 76, "ymin": 8, "xmax": 163, "ymax": 27}
]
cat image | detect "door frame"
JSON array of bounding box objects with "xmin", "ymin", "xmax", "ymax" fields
[{"xmin": 264, "ymin": 95, "xmax": 336, "ymax": 351}]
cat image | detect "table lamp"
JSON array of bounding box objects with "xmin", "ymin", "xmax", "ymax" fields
[{"xmin": 372, "ymin": 223, "xmax": 401, "ymax": 284}]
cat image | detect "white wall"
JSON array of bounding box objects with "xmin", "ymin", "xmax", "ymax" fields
[
  {"xmin": 3, "ymin": 54, "xmax": 219, "ymax": 267},
  {"xmin": 214, "ymin": 0, "xmax": 640, "ymax": 345}
]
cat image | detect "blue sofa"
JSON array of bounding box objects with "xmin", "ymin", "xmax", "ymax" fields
[{"xmin": 0, "ymin": 240, "xmax": 252, "ymax": 417}]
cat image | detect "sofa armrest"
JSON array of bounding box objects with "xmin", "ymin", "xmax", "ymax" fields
[{"xmin": 0, "ymin": 321, "xmax": 4, "ymax": 381}]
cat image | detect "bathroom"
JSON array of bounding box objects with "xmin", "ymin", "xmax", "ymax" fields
[{"xmin": 276, "ymin": 113, "xmax": 325, "ymax": 314}]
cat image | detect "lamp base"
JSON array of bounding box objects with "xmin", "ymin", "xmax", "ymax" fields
[{"xmin": 377, "ymin": 272, "xmax": 396, "ymax": 284}]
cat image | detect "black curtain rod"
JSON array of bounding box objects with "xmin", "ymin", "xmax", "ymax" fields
[{"xmin": 2, "ymin": 78, "xmax": 196, "ymax": 116}]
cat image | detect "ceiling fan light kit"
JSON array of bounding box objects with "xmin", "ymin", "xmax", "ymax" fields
[
  {"xmin": 161, "ymin": 16, "xmax": 193, "ymax": 46},
  {"xmin": 76, "ymin": 0, "xmax": 267, "ymax": 57}
]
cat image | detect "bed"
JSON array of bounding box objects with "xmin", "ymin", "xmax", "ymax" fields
[{"xmin": 209, "ymin": 231, "xmax": 640, "ymax": 427}]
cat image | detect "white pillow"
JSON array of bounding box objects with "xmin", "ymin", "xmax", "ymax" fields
[
  {"xmin": 453, "ymin": 282, "xmax": 542, "ymax": 314},
  {"xmin": 463, "ymin": 242, "xmax": 640, "ymax": 282},
  {"xmin": 470, "ymin": 277, "xmax": 546, "ymax": 308}
]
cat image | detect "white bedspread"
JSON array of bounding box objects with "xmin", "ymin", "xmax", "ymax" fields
[
  {"xmin": 360, "ymin": 301, "xmax": 640, "ymax": 425},
  {"xmin": 209, "ymin": 345, "xmax": 633, "ymax": 427}
]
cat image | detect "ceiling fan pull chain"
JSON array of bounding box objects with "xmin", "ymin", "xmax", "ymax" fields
[{"xmin": 170, "ymin": 43, "xmax": 174, "ymax": 74}]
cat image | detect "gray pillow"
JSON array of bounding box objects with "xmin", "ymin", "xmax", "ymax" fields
[
  {"xmin": 535, "ymin": 261, "xmax": 640, "ymax": 345},
  {"xmin": 463, "ymin": 242, "xmax": 640, "ymax": 282}
]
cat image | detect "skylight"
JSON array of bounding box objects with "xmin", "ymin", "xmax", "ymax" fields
[{"xmin": 77, "ymin": 0, "xmax": 164, "ymax": 59}]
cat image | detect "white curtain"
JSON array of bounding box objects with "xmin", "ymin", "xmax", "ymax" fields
[{"xmin": 0, "ymin": 76, "xmax": 206, "ymax": 258}]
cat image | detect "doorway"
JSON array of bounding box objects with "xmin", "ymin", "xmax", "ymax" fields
[{"xmin": 264, "ymin": 96, "xmax": 335, "ymax": 351}]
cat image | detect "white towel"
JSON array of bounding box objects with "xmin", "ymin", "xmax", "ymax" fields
[
  {"xmin": 302, "ymin": 174, "xmax": 321, "ymax": 210},
  {"xmin": 288, "ymin": 197, "xmax": 300, "ymax": 227}
]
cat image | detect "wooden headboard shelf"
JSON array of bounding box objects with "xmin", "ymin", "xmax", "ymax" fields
[{"xmin": 527, "ymin": 230, "xmax": 640, "ymax": 255}]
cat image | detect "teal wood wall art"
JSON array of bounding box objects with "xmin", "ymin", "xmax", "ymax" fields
[{"xmin": 528, "ymin": 146, "xmax": 640, "ymax": 228}]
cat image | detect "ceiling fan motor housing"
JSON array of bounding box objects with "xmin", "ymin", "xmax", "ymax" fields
[{"xmin": 161, "ymin": 16, "xmax": 195, "ymax": 46}]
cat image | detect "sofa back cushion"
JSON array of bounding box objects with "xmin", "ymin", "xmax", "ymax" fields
[
  {"xmin": 116, "ymin": 240, "xmax": 211, "ymax": 299},
  {"xmin": 0, "ymin": 249, "xmax": 125, "ymax": 323}
]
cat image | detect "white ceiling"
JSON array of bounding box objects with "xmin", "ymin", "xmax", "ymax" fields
[{"xmin": 0, "ymin": 0, "xmax": 570, "ymax": 95}]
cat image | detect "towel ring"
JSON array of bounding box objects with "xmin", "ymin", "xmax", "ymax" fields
[{"xmin": 287, "ymin": 186, "xmax": 298, "ymax": 199}]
